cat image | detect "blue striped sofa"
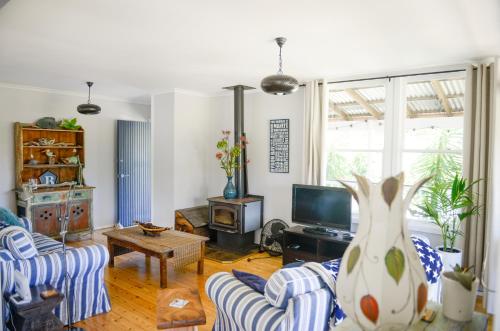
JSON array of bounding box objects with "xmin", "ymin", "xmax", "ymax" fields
[{"xmin": 0, "ymin": 218, "xmax": 111, "ymax": 325}]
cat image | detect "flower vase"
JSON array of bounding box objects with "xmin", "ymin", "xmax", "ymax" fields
[
  {"xmin": 336, "ymin": 173, "xmax": 430, "ymax": 330},
  {"xmin": 223, "ymin": 176, "xmax": 237, "ymax": 199}
]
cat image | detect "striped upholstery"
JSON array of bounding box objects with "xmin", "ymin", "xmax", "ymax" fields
[
  {"xmin": 0, "ymin": 227, "xmax": 38, "ymax": 259},
  {"xmin": 264, "ymin": 267, "xmax": 324, "ymax": 309},
  {"xmin": 0, "ymin": 217, "xmax": 111, "ymax": 325},
  {"xmin": 206, "ymin": 272, "xmax": 332, "ymax": 331},
  {"xmin": 32, "ymin": 233, "xmax": 64, "ymax": 254},
  {"xmin": 0, "ymin": 248, "xmax": 14, "ymax": 262},
  {"xmin": 18, "ymin": 217, "xmax": 33, "ymax": 233}
]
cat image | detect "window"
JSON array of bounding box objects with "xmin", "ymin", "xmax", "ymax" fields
[{"xmin": 326, "ymin": 72, "xmax": 466, "ymax": 220}]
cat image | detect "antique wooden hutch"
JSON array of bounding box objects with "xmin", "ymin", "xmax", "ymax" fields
[{"xmin": 14, "ymin": 122, "xmax": 94, "ymax": 240}]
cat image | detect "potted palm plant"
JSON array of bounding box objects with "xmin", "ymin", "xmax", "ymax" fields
[
  {"xmin": 215, "ymin": 130, "xmax": 248, "ymax": 199},
  {"xmin": 417, "ymin": 174, "xmax": 481, "ymax": 271},
  {"xmin": 442, "ymin": 264, "xmax": 479, "ymax": 321}
]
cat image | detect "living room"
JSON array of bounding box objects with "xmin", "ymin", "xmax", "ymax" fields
[{"xmin": 1, "ymin": 1, "xmax": 499, "ymax": 331}]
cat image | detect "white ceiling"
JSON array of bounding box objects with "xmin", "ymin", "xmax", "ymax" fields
[{"xmin": 0, "ymin": 0, "xmax": 499, "ymax": 104}]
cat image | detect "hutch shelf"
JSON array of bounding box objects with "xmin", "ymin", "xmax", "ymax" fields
[{"xmin": 14, "ymin": 122, "xmax": 94, "ymax": 240}]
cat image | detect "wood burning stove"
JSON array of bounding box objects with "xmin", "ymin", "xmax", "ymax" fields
[
  {"xmin": 207, "ymin": 85, "xmax": 264, "ymax": 251},
  {"xmin": 208, "ymin": 196, "xmax": 263, "ymax": 234}
]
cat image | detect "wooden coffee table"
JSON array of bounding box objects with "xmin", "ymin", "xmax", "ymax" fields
[
  {"xmin": 103, "ymin": 227, "xmax": 209, "ymax": 288},
  {"xmin": 157, "ymin": 288, "xmax": 206, "ymax": 330}
]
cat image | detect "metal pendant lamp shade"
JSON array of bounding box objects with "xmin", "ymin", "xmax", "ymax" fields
[
  {"xmin": 77, "ymin": 81, "xmax": 101, "ymax": 115},
  {"xmin": 261, "ymin": 37, "xmax": 299, "ymax": 95}
]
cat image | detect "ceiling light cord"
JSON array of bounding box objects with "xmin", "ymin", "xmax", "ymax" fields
[
  {"xmin": 86, "ymin": 81, "xmax": 93, "ymax": 103},
  {"xmin": 278, "ymin": 45, "xmax": 283, "ymax": 75}
]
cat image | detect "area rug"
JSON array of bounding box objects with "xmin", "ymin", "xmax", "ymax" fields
[{"xmin": 205, "ymin": 243, "xmax": 260, "ymax": 263}]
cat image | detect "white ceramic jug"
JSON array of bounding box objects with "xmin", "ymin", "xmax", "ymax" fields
[{"xmin": 336, "ymin": 173, "xmax": 429, "ymax": 330}]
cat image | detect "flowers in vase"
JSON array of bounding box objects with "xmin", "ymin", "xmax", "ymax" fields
[{"xmin": 215, "ymin": 130, "xmax": 249, "ymax": 177}]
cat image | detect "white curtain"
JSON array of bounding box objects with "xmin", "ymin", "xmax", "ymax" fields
[
  {"xmin": 463, "ymin": 63, "xmax": 494, "ymax": 307},
  {"xmin": 303, "ymin": 80, "xmax": 328, "ymax": 185}
]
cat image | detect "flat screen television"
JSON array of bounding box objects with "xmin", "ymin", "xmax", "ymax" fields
[{"xmin": 292, "ymin": 184, "xmax": 352, "ymax": 230}]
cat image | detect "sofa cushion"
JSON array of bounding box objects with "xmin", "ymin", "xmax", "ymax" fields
[
  {"xmin": 0, "ymin": 226, "xmax": 38, "ymax": 259},
  {"xmin": 264, "ymin": 266, "xmax": 324, "ymax": 309},
  {"xmin": 232, "ymin": 269, "xmax": 267, "ymax": 294}
]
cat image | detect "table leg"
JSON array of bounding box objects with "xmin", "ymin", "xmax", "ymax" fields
[
  {"xmin": 107, "ymin": 239, "xmax": 115, "ymax": 268},
  {"xmin": 197, "ymin": 242, "xmax": 205, "ymax": 275},
  {"xmin": 160, "ymin": 256, "xmax": 168, "ymax": 288}
]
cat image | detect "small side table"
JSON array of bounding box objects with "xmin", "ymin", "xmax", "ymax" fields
[
  {"xmin": 5, "ymin": 284, "xmax": 64, "ymax": 331},
  {"xmin": 157, "ymin": 288, "xmax": 206, "ymax": 330},
  {"xmin": 332, "ymin": 301, "xmax": 488, "ymax": 331}
]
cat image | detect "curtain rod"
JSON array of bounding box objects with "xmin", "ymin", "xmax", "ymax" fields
[{"xmin": 299, "ymin": 68, "xmax": 468, "ymax": 87}]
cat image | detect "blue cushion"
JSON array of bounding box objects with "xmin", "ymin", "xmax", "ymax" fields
[
  {"xmin": 0, "ymin": 208, "xmax": 22, "ymax": 227},
  {"xmin": 232, "ymin": 269, "xmax": 267, "ymax": 294},
  {"xmin": 1, "ymin": 228, "xmax": 38, "ymax": 259}
]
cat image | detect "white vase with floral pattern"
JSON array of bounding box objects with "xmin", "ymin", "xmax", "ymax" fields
[{"xmin": 336, "ymin": 173, "xmax": 430, "ymax": 330}]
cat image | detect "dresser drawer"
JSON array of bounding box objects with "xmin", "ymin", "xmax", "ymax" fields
[
  {"xmin": 71, "ymin": 190, "xmax": 91, "ymax": 200},
  {"xmin": 33, "ymin": 190, "xmax": 91, "ymax": 204},
  {"xmin": 33, "ymin": 192, "xmax": 62, "ymax": 204}
]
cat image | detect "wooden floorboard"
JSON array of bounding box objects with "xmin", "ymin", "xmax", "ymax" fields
[{"xmin": 72, "ymin": 228, "xmax": 493, "ymax": 331}]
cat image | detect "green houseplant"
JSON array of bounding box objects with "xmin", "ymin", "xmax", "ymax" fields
[
  {"xmin": 417, "ymin": 174, "xmax": 481, "ymax": 270},
  {"xmin": 59, "ymin": 118, "xmax": 82, "ymax": 130},
  {"xmin": 215, "ymin": 130, "xmax": 248, "ymax": 199}
]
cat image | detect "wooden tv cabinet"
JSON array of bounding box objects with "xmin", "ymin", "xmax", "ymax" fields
[{"xmin": 282, "ymin": 225, "xmax": 351, "ymax": 265}]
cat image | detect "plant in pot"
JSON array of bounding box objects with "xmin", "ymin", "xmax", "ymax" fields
[
  {"xmin": 442, "ymin": 264, "xmax": 479, "ymax": 321},
  {"xmin": 215, "ymin": 130, "xmax": 248, "ymax": 199},
  {"xmin": 417, "ymin": 174, "xmax": 481, "ymax": 271}
]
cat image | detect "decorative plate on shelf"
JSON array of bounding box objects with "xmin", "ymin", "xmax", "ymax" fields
[{"xmin": 39, "ymin": 170, "xmax": 58, "ymax": 185}]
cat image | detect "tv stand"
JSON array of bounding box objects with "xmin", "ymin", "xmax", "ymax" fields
[
  {"xmin": 282, "ymin": 225, "xmax": 352, "ymax": 265},
  {"xmin": 302, "ymin": 226, "xmax": 338, "ymax": 236}
]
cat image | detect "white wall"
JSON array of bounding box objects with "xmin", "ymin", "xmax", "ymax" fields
[
  {"xmin": 0, "ymin": 84, "xmax": 150, "ymax": 229},
  {"xmin": 151, "ymin": 92, "xmax": 175, "ymax": 226},
  {"xmin": 151, "ymin": 90, "xmax": 211, "ymax": 227},
  {"xmin": 174, "ymin": 92, "xmax": 211, "ymax": 210},
  {"xmin": 208, "ymin": 89, "xmax": 305, "ymax": 239}
]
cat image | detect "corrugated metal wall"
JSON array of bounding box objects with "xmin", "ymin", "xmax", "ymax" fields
[{"xmin": 117, "ymin": 120, "xmax": 151, "ymax": 227}]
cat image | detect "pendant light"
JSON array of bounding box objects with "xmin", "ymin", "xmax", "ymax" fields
[
  {"xmin": 261, "ymin": 37, "xmax": 299, "ymax": 95},
  {"xmin": 77, "ymin": 81, "xmax": 101, "ymax": 115}
]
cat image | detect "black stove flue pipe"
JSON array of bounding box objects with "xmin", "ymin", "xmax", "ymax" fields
[{"xmin": 222, "ymin": 85, "xmax": 255, "ymax": 198}]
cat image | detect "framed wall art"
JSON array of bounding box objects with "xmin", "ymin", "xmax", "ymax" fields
[{"xmin": 269, "ymin": 119, "xmax": 289, "ymax": 173}]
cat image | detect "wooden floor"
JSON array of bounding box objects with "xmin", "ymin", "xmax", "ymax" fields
[{"xmin": 73, "ymin": 228, "xmax": 493, "ymax": 331}]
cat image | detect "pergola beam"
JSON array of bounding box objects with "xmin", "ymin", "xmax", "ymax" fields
[
  {"xmin": 329, "ymin": 101, "xmax": 351, "ymax": 121},
  {"xmin": 430, "ymin": 80, "xmax": 453, "ymax": 115},
  {"xmin": 344, "ymin": 89, "xmax": 383, "ymax": 119}
]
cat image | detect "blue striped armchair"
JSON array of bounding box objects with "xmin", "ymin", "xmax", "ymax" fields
[
  {"xmin": 206, "ymin": 267, "xmax": 334, "ymax": 331},
  {"xmin": 0, "ymin": 217, "xmax": 111, "ymax": 326},
  {"xmin": 206, "ymin": 236, "xmax": 443, "ymax": 331}
]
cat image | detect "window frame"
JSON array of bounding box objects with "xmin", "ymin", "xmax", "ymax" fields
[{"xmin": 325, "ymin": 68, "xmax": 469, "ymax": 231}]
